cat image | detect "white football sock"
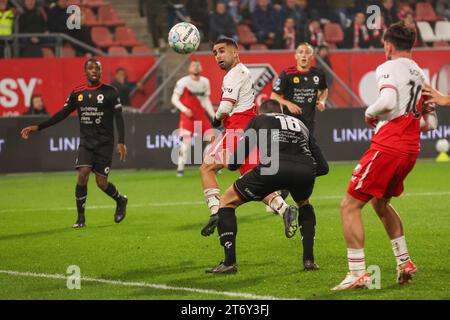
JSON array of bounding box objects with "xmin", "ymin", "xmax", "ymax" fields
[
  {"xmin": 177, "ymin": 137, "xmax": 190, "ymax": 172},
  {"xmin": 268, "ymin": 194, "xmax": 289, "ymax": 217},
  {"xmin": 347, "ymin": 248, "xmax": 366, "ymax": 277},
  {"xmin": 204, "ymin": 188, "xmax": 220, "ymax": 216},
  {"xmin": 391, "ymin": 236, "xmax": 410, "ymax": 266}
]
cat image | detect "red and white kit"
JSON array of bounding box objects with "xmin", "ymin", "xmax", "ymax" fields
[
  {"xmin": 348, "ymin": 58, "xmax": 429, "ymax": 202},
  {"xmin": 174, "ymin": 75, "xmax": 214, "ymax": 136},
  {"xmin": 208, "ymin": 62, "xmax": 258, "ymax": 174}
]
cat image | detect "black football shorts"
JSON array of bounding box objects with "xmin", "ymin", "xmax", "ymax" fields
[
  {"xmin": 75, "ymin": 145, "xmax": 113, "ymax": 177},
  {"xmin": 233, "ymin": 161, "xmax": 316, "ymax": 203}
]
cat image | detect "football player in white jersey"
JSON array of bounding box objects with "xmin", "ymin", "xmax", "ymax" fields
[
  {"xmin": 200, "ymin": 38, "xmax": 297, "ymax": 241},
  {"xmin": 333, "ymin": 22, "xmax": 438, "ymax": 291},
  {"xmin": 171, "ymin": 60, "xmax": 215, "ymax": 177}
]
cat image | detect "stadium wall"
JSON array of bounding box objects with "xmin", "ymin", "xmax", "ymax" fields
[{"xmin": 1, "ymin": 109, "xmax": 449, "ymax": 173}]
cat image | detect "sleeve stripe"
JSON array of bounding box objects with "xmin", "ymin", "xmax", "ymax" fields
[
  {"xmin": 379, "ymin": 84, "xmax": 397, "ymax": 91},
  {"xmin": 221, "ymin": 98, "xmax": 237, "ymax": 103}
]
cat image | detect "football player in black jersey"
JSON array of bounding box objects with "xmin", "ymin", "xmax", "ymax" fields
[
  {"xmin": 270, "ymin": 43, "xmax": 329, "ymax": 270},
  {"xmin": 206, "ymin": 99, "xmax": 328, "ymax": 273},
  {"xmin": 21, "ymin": 58, "xmax": 128, "ymax": 228}
]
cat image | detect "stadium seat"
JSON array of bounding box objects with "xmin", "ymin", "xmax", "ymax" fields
[
  {"xmin": 108, "ymin": 46, "xmax": 128, "ymax": 55},
  {"xmin": 433, "ymin": 41, "xmax": 449, "ymax": 47},
  {"xmin": 82, "ymin": 7, "xmax": 102, "ymax": 27},
  {"xmin": 41, "ymin": 47, "xmax": 55, "ymax": 58},
  {"xmin": 98, "ymin": 5, "xmax": 125, "ymax": 27},
  {"xmin": 132, "ymin": 45, "xmax": 152, "ymax": 54},
  {"xmin": 237, "ymin": 24, "xmax": 257, "ymax": 46},
  {"xmin": 81, "ymin": 0, "xmax": 107, "ymax": 8},
  {"xmin": 91, "ymin": 26, "xmax": 118, "ymax": 48},
  {"xmin": 324, "ymin": 23, "xmax": 344, "ymax": 46},
  {"xmin": 435, "ymin": 21, "xmax": 450, "ymax": 41},
  {"xmin": 415, "ymin": 2, "xmax": 439, "ymax": 22},
  {"xmin": 62, "ymin": 43, "xmax": 76, "ymax": 58},
  {"xmin": 249, "ymin": 43, "xmax": 268, "ymax": 51},
  {"xmin": 115, "ymin": 26, "xmax": 142, "ymax": 47},
  {"xmin": 417, "ymin": 21, "xmax": 438, "ymax": 42}
]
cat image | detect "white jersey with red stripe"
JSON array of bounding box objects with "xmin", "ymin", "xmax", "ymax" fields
[
  {"xmin": 174, "ymin": 75, "xmax": 210, "ymax": 112},
  {"xmin": 221, "ymin": 63, "xmax": 255, "ymax": 115},
  {"xmin": 371, "ymin": 57, "xmax": 428, "ymax": 157}
]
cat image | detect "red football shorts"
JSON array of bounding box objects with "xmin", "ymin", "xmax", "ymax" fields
[
  {"xmin": 347, "ymin": 148, "xmax": 417, "ymax": 202},
  {"xmin": 206, "ymin": 109, "xmax": 259, "ymax": 175},
  {"xmin": 179, "ymin": 111, "xmax": 212, "ymax": 137}
]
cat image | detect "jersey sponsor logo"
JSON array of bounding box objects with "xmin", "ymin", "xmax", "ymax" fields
[
  {"xmin": 78, "ymin": 94, "xmax": 83, "ymax": 102},
  {"xmin": 97, "ymin": 94, "xmax": 104, "ymax": 104},
  {"xmin": 313, "ymin": 76, "xmax": 320, "ymax": 84},
  {"xmin": 223, "ymin": 87, "xmax": 233, "ymax": 93},
  {"xmin": 104, "ymin": 167, "xmax": 110, "ymax": 174},
  {"xmin": 293, "ymin": 76, "xmax": 300, "ymax": 84}
]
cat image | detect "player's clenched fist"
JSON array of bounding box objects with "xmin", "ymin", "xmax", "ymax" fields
[{"xmin": 20, "ymin": 125, "xmax": 38, "ymax": 140}]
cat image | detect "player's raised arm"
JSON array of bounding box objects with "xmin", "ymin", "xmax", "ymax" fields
[
  {"xmin": 171, "ymin": 80, "xmax": 193, "ymax": 118},
  {"xmin": 21, "ymin": 93, "xmax": 77, "ymax": 139}
]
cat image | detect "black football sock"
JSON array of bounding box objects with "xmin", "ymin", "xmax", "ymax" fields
[
  {"xmin": 217, "ymin": 207, "xmax": 237, "ymax": 266},
  {"xmin": 75, "ymin": 184, "xmax": 87, "ymax": 221},
  {"xmin": 298, "ymin": 204, "xmax": 316, "ymax": 263},
  {"xmin": 103, "ymin": 182, "xmax": 121, "ymax": 202}
]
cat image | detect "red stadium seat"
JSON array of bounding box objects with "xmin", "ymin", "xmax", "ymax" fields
[
  {"xmin": 324, "ymin": 23, "xmax": 344, "ymax": 46},
  {"xmin": 81, "ymin": 0, "xmax": 107, "ymax": 8},
  {"xmin": 415, "ymin": 3, "xmax": 439, "ymax": 22},
  {"xmin": 82, "ymin": 7, "xmax": 102, "ymax": 27},
  {"xmin": 41, "ymin": 47, "xmax": 55, "ymax": 58},
  {"xmin": 98, "ymin": 5, "xmax": 125, "ymax": 27},
  {"xmin": 249, "ymin": 43, "xmax": 268, "ymax": 51},
  {"xmin": 115, "ymin": 26, "xmax": 142, "ymax": 47},
  {"xmin": 91, "ymin": 26, "xmax": 118, "ymax": 48},
  {"xmin": 62, "ymin": 43, "xmax": 76, "ymax": 58},
  {"xmin": 433, "ymin": 41, "xmax": 449, "ymax": 47},
  {"xmin": 108, "ymin": 46, "xmax": 128, "ymax": 55},
  {"xmin": 132, "ymin": 45, "xmax": 153, "ymax": 54},
  {"xmin": 237, "ymin": 24, "xmax": 257, "ymax": 46},
  {"xmin": 237, "ymin": 44, "xmax": 247, "ymax": 51},
  {"xmin": 67, "ymin": 0, "xmax": 81, "ymax": 5}
]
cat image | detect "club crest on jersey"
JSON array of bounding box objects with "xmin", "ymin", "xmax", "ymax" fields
[
  {"xmin": 313, "ymin": 76, "xmax": 320, "ymax": 84},
  {"xmin": 293, "ymin": 77, "xmax": 300, "ymax": 84},
  {"xmin": 77, "ymin": 94, "xmax": 83, "ymax": 102},
  {"xmin": 97, "ymin": 94, "xmax": 104, "ymax": 104}
]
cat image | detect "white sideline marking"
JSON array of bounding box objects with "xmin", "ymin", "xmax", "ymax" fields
[
  {"xmin": 0, "ymin": 269, "xmax": 295, "ymax": 300},
  {"xmin": 0, "ymin": 191, "xmax": 449, "ymax": 214}
]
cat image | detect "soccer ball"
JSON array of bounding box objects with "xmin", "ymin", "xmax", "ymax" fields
[
  {"xmin": 168, "ymin": 22, "xmax": 201, "ymax": 54},
  {"xmin": 435, "ymin": 139, "xmax": 450, "ymax": 153}
]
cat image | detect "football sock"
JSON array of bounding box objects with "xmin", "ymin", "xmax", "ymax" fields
[
  {"xmin": 298, "ymin": 204, "xmax": 316, "ymax": 262},
  {"xmin": 268, "ymin": 193, "xmax": 289, "ymax": 217},
  {"xmin": 177, "ymin": 137, "xmax": 190, "ymax": 172},
  {"xmin": 204, "ymin": 188, "xmax": 220, "ymax": 216},
  {"xmin": 217, "ymin": 207, "xmax": 237, "ymax": 266},
  {"xmin": 391, "ymin": 235, "xmax": 411, "ymax": 266},
  {"xmin": 75, "ymin": 184, "xmax": 87, "ymax": 221},
  {"xmin": 103, "ymin": 183, "xmax": 121, "ymax": 202},
  {"xmin": 347, "ymin": 248, "xmax": 366, "ymax": 277}
]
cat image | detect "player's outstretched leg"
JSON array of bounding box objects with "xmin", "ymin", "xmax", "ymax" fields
[
  {"xmin": 371, "ymin": 198, "xmax": 417, "ymax": 285},
  {"xmin": 298, "ymin": 201, "xmax": 319, "ymax": 270},
  {"xmin": 206, "ymin": 207, "xmax": 238, "ymax": 274},
  {"xmin": 73, "ymin": 167, "xmax": 91, "ymax": 228},
  {"xmin": 95, "ymin": 174, "xmax": 128, "ymax": 224}
]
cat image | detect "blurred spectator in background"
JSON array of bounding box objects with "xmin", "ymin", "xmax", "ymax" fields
[
  {"xmin": 167, "ymin": 1, "xmax": 188, "ymax": 29},
  {"xmin": 67, "ymin": 12, "xmax": 95, "ymax": 56},
  {"xmin": 139, "ymin": 0, "xmax": 167, "ymax": 50},
  {"xmin": 370, "ymin": 15, "xmax": 387, "ymax": 48},
  {"xmin": 23, "ymin": 94, "xmax": 48, "ymax": 115},
  {"xmin": 283, "ymin": 16, "xmax": 296, "ymax": 50},
  {"xmin": 0, "ymin": 0, "xmax": 15, "ymax": 36},
  {"xmin": 18, "ymin": 0, "xmax": 48, "ymax": 57},
  {"xmin": 436, "ymin": 0, "xmax": 450, "ymax": 21},
  {"xmin": 347, "ymin": 12, "xmax": 371, "ymax": 49},
  {"xmin": 403, "ymin": 12, "xmax": 422, "ymax": 47},
  {"xmin": 380, "ymin": 0, "xmax": 399, "ymax": 26},
  {"xmin": 279, "ymin": 0, "xmax": 307, "ymax": 43},
  {"xmin": 252, "ymin": 0, "xmax": 280, "ymax": 47},
  {"xmin": 111, "ymin": 68, "xmax": 142, "ymax": 107},
  {"xmin": 186, "ymin": 0, "xmax": 211, "ymax": 39},
  {"xmin": 209, "ymin": 1, "xmax": 238, "ymax": 42},
  {"xmin": 47, "ymin": 0, "xmax": 69, "ymax": 34},
  {"xmin": 307, "ymin": 19, "xmax": 326, "ymax": 47}
]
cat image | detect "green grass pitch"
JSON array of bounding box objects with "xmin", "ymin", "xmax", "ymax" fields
[{"xmin": 0, "ymin": 161, "xmax": 449, "ymax": 300}]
